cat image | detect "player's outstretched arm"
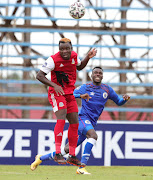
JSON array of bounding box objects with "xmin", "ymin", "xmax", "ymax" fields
[
  {"xmin": 109, "ymin": 86, "xmax": 130, "ymax": 106},
  {"xmin": 115, "ymin": 94, "xmax": 130, "ymax": 106},
  {"xmin": 77, "ymin": 48, "xmax": 97, "ymax": 70}
]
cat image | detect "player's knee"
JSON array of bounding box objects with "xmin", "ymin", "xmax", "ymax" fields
[
  {"xmin": 89, "ymin": 133, "xmax": 98, "ymax": 141},
  {"xmin": 55, "ymin": 109, "xmax": 67, "ymax": 119},
  {"xmin": 93, "ymin": 133, "xmax": 98, "ymax": 140}
]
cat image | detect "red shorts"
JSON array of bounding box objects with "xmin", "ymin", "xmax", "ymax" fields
[{"xmin": 48, "ymin": 93, "xmax": 78, "ymax": 114}]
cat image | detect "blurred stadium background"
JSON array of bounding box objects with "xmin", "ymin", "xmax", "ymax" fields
[{"xmin": 0, "ymin": 0, "xmax": 153, "ymax": 121}]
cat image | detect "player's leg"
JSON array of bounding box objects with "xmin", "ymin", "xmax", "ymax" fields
[
  {"xmin": 81, "ymin": 129, "xmax": 97, "ymax": 166},
  {"xmin": 65, "ymin": 95, "xmax": 84, "ymax": 166},
  {"xmin": 53, "ymin": 109, "xmax": 67, "ymax": 164},
  {"xmin": 48, "ymin": 93, "xmax": 67, "ymax": 164},
  {"xmin": 40, "ymin": 152, "xmax": 55, "ymax": 161},
  {"xmin": 66, "ymin": 111, "xmax": 84, "ymax": 166},
  {"xmin": 77, "ymin": 120, "xmax": 96, "ymax": 174},
  {"xmin": 30, "ymin": 151, "xmax": 56, "ymax": 170}
]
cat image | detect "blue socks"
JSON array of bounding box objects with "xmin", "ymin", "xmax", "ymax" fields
[
  {"xmin": 81, "ymin": 138, "xmax": 96, "ymax": 165},
  {"xmin": 40, "ymin": 152, "xmax": 55, "ymax": 161}
]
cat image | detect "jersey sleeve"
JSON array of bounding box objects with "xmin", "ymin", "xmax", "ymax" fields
[
  {"xmin": 73, "ymin": 84, "xmax": 86, "ymax": 98},
  {"xmin": 40, "ymin": 57, "xmax": 55, "ymax": 74},
  {"xmin": 108, "ymin": 86, "xmax": 127, "ymax": 106},
  {"xmin": 76, "ymin": 56, "xmax": 81, "ymax": 66}
]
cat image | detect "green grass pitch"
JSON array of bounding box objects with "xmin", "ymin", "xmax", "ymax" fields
[{"xmin": 0, "ymin": 165, "xmax": 153, "ymax": 180}]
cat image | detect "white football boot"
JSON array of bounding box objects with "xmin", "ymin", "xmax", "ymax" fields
[{"xmin": 76, "ymin": 167, "xmax": 91, "ymax": 175}]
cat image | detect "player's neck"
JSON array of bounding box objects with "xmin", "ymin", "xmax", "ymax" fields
[{"xmin": 92, "ymin": 82, "xmax": 101, "ymax": 86}]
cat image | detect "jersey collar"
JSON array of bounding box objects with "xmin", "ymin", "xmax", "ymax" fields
[{"xmin": 91, "ymin": 82, "xmax": 101, "ymax": 88}]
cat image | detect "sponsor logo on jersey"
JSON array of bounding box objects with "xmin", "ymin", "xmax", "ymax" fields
[
  {"xmin": 103, "ymin": 92, "xmax": 108, "ymax": 99},
  {"xmin": 90, "ymin": 92, "xmax": 95, "ymax": 96},
  {"xmin": 42, "ymin": 62, "xmax": 47, "ymax": 67},
  {"xmin": 71, "ymin": 58, "xmax": 75, "ymax": 64},
  {"xmin": 59, "ymin": 102, "xmax": 64, "ymax": 107},
  {"xmin": 85, "ymin": 120, "xmax": 91, "ymax": 124},
  {"xmin": 59, "ymin": 63, "xmax": 64, "ymax": 67}
]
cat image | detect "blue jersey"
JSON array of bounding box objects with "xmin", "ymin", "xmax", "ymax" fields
[{"xmin": 74, "ymin": 83, "xmax": 127, "ymax": 127}]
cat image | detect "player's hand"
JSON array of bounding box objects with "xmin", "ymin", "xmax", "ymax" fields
[
  {"xmin": 88, "ymin": 48, "xmax": 97, "ymax": 59},
  {"xmin": 80, "ymin": 93, "xmax": 91, "ymax": 102},
  {"xmin": 53, "ymin": 84, "xmax": 65, "ymax": 96},
  {"xmin": 122, "ymin": 94, "xmax": 130, "ymax": 101}
]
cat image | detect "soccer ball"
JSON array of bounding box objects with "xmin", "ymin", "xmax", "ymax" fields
[{"xmin": 69, "ymin": 2, "xmax": 85, "ymax": 19}]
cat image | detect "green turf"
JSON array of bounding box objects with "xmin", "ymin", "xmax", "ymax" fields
[{"xmin": 0, "ymin": 165, "xmax": 153, "ymax": 180}]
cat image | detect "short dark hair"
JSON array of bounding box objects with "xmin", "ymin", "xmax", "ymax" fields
[
  {"xmin": 92, "ymin": 66, "xmax": 103, "ymax": 72},
  {"xmin": 59, "ymin": 38, "xmax": 72, "ymax": 47}
]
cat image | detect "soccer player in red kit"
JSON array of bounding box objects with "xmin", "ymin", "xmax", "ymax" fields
[{"xmin": 33, "ymin": 38, "xmax": 97, "ymax": 168}]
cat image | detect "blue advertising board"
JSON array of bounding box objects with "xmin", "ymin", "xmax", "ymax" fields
[{"xmin": 0, "ymin": 119, "xmax": 153, "ymax": 166}]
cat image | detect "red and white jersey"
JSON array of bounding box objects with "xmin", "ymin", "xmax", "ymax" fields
[{"xmin": 40, "ymin": 51, "xmax": 81, "ymax": 95}]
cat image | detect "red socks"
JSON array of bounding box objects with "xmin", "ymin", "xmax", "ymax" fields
[
  {"xmin": 68, "ymin": 123, "xmax": 79, "ymax": 156},
  {"xmin": 54, "ymin": 119, "xmax": 65, "ymax": 154},
  {"xmin": 54, "ymin": 121, "xmax": 79, "ymax": 156}
]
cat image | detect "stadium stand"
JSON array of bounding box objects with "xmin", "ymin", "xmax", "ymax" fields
[{"xmin": 0, "ymin": 0, "xmax": 153, "ymax": 120}]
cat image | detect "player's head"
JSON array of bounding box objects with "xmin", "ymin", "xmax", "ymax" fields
[
  {"xmin": 59, "ymin": 38, "xmax": 72, "ymax": 60},
  {"xmin": 91, "ymin": 66, "xmax": 103, "ymax": 85}
]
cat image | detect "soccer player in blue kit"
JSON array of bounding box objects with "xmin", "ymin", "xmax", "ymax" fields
[{"xmin": 31, "ymin": 66, "xmax": 130, "ymax": 174}]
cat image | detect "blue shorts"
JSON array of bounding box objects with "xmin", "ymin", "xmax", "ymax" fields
[{"xmin": 77, "ymin": 116, "xmax": 94, "ymax": 146}]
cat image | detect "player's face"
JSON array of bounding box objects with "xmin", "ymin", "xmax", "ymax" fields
[
  {"xmin": 59, "ymin": 42, "xmax": 72, "ymax": 60},
  {"xmin": 91, "ymin": 68, "xmax": 103, "ymax": 85}
]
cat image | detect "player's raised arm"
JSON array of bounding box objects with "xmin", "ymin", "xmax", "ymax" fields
[{"xmin": 77, "ymin": 48, "xmax": 97, "ymax": 70}]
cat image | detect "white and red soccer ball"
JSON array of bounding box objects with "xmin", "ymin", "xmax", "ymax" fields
[{"xmin": 69, "ymin": 2, "xmax": 85, "ymax": 19}]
